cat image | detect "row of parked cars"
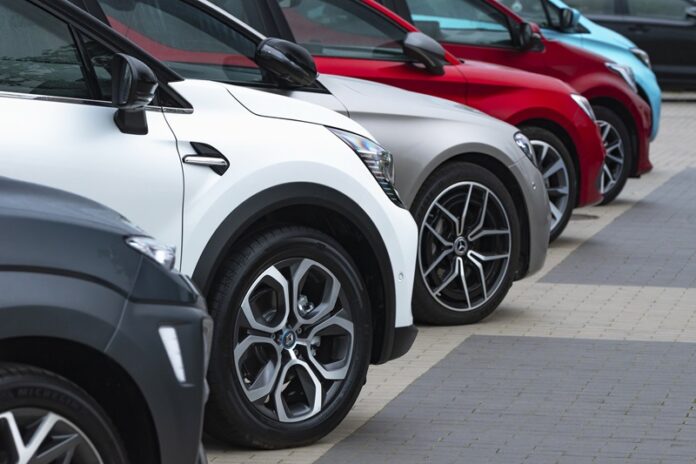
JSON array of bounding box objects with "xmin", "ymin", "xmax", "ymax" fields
[{"xmin": 0, "ymin": 0, "xmax": 662, "ymax": 462}]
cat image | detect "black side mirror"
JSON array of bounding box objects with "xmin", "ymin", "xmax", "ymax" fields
[
  {"xmin": 686, "ymin": 6, "xmax": 696, "ymax": 21},
  {"xmin": 111, "ymin": 53, "xmax": 158, "ymax": 135},
  {"xmin": 403, "ymin": 32, "xmax": 446, "ymax": 76},
  {"xmin": 559, "ymin": 7, "xmax": 580, "ymax": 30},
  {"xmin": 519, "ymin": 23, "xmax": 545, "ymax": 52},
  {"xmin": 255, "ymin": 38, "xmax": 318, "ymax": 88}
]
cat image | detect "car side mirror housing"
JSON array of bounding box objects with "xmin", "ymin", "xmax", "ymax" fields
[
  {"xmin": 111, "ymin": 53, "xmax": 158, "ymax": 135},
  {"xmin": 686, "ymin": 6, "xmax": 696, "ymax": 21},
  {"xmin": 403, "ymin": 32, "xmax": 446, "ymax": 76},
  {"xmin": 255, "ymin": 38, "xmax": 318, "ymax": 88},
  {"xmin": 519, "ymin": 22, "xmax": 545, "ymax": 52},
  {"xmin": 559, "ymin": 7, "xmax": 581, "ymax": 31}
]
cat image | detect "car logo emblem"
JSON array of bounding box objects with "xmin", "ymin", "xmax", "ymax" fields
[{"xmin": 454, "ymin": 237, "xmax": 468, "ymax": 256}]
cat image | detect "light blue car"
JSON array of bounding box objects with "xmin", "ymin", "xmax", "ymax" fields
[{"xmin": 504, "ymin": 0, "xmax": 662, "ymax": 140}]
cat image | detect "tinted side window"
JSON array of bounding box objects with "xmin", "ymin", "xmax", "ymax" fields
[
  {"xmin": 626, "ymin": 0, "xmax": 691, "ymax": 20},
  {"xmin": 275, "ymin": 0, "xmax": 407, "ymax": 60},
  {"xmin": 499, "ymin": 0, "xmax": 549, "ymax": 27},
  {"xmin": 96, "ymin": 0, "xmax": 266, "ymax": 85},
  {"xmin": 564, "ymin": 0, "xmax": 615, "ymax": 15},
  {"xmin": 407, "ymin": 0, "xmax": 514, "ymax": 46},
  {"xmin": 0, "ymin": 2, "xmax": 90, "ymax": 98}
]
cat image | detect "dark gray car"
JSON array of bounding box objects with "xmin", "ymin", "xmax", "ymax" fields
[{"xmin": 0, "ymin": 178, "xmax": 211, "ymax": 464}]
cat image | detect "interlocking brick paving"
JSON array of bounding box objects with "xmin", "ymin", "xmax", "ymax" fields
[
  {"xmin": 542, "ymin": 168, "xmax": 696, "ymax": 288},
  {"xmin": 316, "ymin": 336, "xmax": 696, "ymax": 464}
]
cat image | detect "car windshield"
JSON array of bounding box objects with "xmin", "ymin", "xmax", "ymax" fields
[
  {"xmin": 95, "ymin": 0, "xmax": 267, "ymax": 85},
  {"xmin": 273, "ymin": 0, "xmax": 409, "ymax": 60}
]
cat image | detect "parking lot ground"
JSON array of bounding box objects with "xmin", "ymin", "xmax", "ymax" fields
[{"xmin": 208, "ymin": 102, "xmax": 696, "ymax": 464}]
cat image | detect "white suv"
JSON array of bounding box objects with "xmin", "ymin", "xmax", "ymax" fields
[{"xmin": 0, "ymin": 0, "xmax": 417, "ymax": 451}]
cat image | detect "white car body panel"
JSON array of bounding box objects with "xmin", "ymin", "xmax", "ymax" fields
[
  {"xmin": 0, "ymin": 82, "xmax": 416, "ymax": 329},
  {"xmin": 166, "ymin": 80, "xmax": 416, "ymax": 327},
  {"xmin": 0, "ymin": 93, "xmax": 184, "ymax": 250}
]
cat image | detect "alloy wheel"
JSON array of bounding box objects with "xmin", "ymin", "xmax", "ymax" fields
[
  {"xmin": 419, "ymin": 181, "xmax": 512, "ymax": 312},
  {"xmin": 0, "ymin": 408, "xmax": 104, "ymax": 464},
  {"xmin": 598, "ymin": 119, "xmax": 625, "ymax": 195},
  {"xmin": 531, "ymin": 140, "xmax": 571, "ymax": 233},
  {"xmin": 233, "ymin": 258, "xmax": 354, "ymax": 423}
]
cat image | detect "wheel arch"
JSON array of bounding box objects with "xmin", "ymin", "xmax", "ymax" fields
[
  {"xmin": 0, "ymin": 336, "xmax": 160, "ymax": 464},
  {"xmin": 191, "ymin": 183, "xmax": 398, "ymax": 364}
]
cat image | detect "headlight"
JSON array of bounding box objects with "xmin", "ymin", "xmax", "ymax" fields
[
  {"xmin": 570, "ymin": 93, "xmax": 596, "ymax": 121},
  {"xmin": 329, "ymin": 127, "xmax": 403, "ymax": 206},
  {"xmin": 606, "ymin": 62, "xmax": 638, "ymax": 93},
  {"xmin": 126, "ymin": 236, "xmax": 177, "ymax": 271},
  {"xmin": 514, "ymin": 132, "xmax": 536, "ymax": 167},
  {"xmin": 631, "ymin": 48, "xmax": 651, "ymax": 69}
]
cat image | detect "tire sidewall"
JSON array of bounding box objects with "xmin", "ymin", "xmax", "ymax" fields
[
  {"xmin": 0, "ymin": 365, "xmax": 128, "ymax": 464},
  {"xmin": 411, "ymin": 162, "xmax": 520, "ymax": 325},
  {"xmin": 206, "ymin": 228, "xmax": 371, "ymax": 448}
]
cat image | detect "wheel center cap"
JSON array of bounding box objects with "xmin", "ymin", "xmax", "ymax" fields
[
  {"xmin": 454, "ymin": 237, "xmax": 469, "ymax": 256},
  {"xmin": 279, "ymin": 330, "xmax": 298, "ymax": 349}
]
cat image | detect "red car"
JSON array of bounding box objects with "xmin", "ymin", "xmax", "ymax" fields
[
  {"xmin": 226, "ymin": 0, "xmax": 606, "ymax": 241},
  {"xmin": 378, "ymin": 0, "xmax": 653, "ymax": 204}
]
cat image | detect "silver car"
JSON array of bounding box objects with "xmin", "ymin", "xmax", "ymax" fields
[{"xmin": 81, "ymin": 0, "xmax": 549, "ymax": 326}]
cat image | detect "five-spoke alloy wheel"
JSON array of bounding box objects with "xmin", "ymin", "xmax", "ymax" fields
[
  {"xmin": 412, "ymin": 162, "xmax": 520, "ymax": 325},
  {"xmin": 205, "ymin": 226, "xmax": 371, "ymax": 449}
]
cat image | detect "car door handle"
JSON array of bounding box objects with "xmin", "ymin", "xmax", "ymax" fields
[{"xmin": 183, "ymin": 142, "xmax": 229, "ymax": 175}]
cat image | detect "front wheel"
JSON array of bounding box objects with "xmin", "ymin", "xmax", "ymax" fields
[
  {"xmin": 205, "ymin": 226, "xmax": 371, "ymax": 449},
  {"xmin": 522, "ymin": 126, "xmax": 577, "ymax": 242},
  {"xmin": 411, "ymin": 162, "xmax": 520, "ymax": 325},
  {"xmin": 594, "ymin": 106, "xmax": 633, "ymax": 205},
  {"xmin": 0, "ymin": 364, "xmax": 128, "ymax": 464}
]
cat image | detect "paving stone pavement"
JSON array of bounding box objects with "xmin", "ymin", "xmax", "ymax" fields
[
  {"xmin": 208, "ymin": 103, "xmax": 696, "ymax": 464},
  {"xmin": 542, "ymin": 168, "xmax": 696, "ymax": 288},
  {"xmin": 316, "ymin": 336, "xmax": 696, "ymax": 464}
]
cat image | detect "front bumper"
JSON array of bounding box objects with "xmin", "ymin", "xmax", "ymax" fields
[
  {"xmin": 635, "ymin": 67, "xmax": 662, "ymax": 141},
  {"xmin": 573, "ymin": 114, "xmax": 606, "ymax": 207},
  {"xmin": 631, "ymin": 95, "xmax": 654, "ymax": 177},
  {"xmin": 510, "ymin": 157, "xmax": 550, "ymax": 278},
  {"xmin": 370, "ymin": 201, "xmax": 418, "ymax": 364},
  {"xmin": 106, "ymin": 296, "xmax": 211, "ymax": 464},
  {"xmin": 387, "ymin": 325, "xmax": 418, "ymax": 361}
]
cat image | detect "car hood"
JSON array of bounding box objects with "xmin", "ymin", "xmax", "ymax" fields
[
  {"xmin": 458, "ymin": 59, "xmax": 576, "ymax": 95},
  {"xmin": 0, "ymin": 177, "xmax": 140, "ymax": 236},
  {"xmin": 223, "ymin": 82, "xmax": 375, "ymax": 140},
  {"xmin": 317, "ymin": 74, "xmax": 504, "ymax": 123},
  {"xmin": 578, "ymin": 17, "xmax": 636, "ymax": 49}
]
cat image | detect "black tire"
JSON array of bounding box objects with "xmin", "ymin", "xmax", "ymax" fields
[
  {"xmin": 411, "ymin": 162, "xmax": 520, "ymax": 325},
  {"xmin": 204, "ymin": 226, "xmax": 371, "ymax": 449},
  {"xmin": 0, "ymin": 363, "xmax": 128, "ymax": 464},
  {"xmin": 522, "ymin": 126, "xmax": 578, "ymax": 242},
  {"xmin": 594, "ymin": 106, "xmax": 633, "ymax": 205}
]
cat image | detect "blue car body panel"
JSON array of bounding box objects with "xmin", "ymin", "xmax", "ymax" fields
[{"xmin": 542, "ymin": 0, "xmax": 661, "ymax": 140}]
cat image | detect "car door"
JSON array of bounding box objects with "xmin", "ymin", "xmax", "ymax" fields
[
  {"xmin": 0, "ymin": 1, "xmax": 184, "ymax": 251},
  {"xmin": 393, "ymin": 0, "xmax": 548, "ymax": 72},
  {"xmin": 263, "ymin": 0, "xmax": 469, "ymax": 106},
  {"xmin": 615, "ymin": 0, "xmax": 696, "ymax": 86}
]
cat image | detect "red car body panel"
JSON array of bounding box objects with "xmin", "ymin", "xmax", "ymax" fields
[
  {"xmin": 311, "ymin": 0, "xmax": 604, "ymax": 207},
  {"xmin": 412, "ymin": 0, "xmax": 652, "ymax": 176}
]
